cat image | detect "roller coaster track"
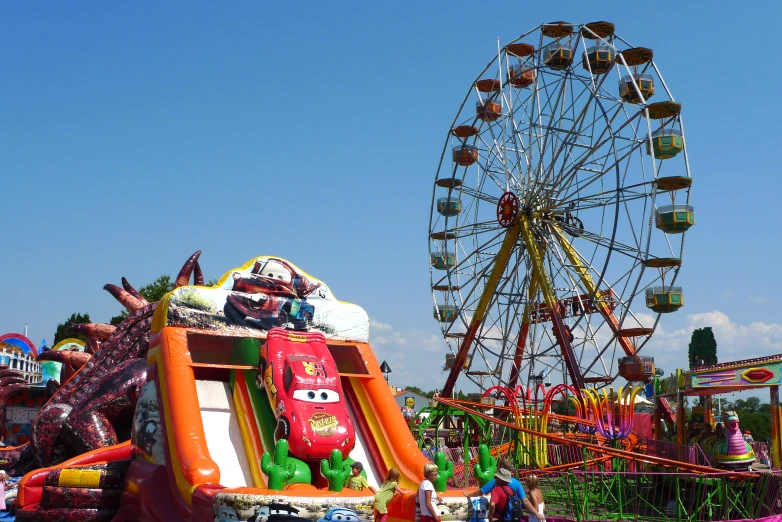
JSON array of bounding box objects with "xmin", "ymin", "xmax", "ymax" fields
[{"xmin": 435, "ymin": 396, "xmax": 728, "ymax": 474}]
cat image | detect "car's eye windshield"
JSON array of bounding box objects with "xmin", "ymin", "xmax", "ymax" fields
[{"xmin": 292, "ymin": 388, "xmax": 340, "ymax": 403}]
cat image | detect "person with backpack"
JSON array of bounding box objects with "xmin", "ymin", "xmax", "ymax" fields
[
  {"xmin": 491, "ymin": 469, "xmax": 545, "ymax": 522},
  {"xmin": 462, "ymin": 459, "xmax": 543, "ymax": 521},
  {"xmin": 465, "ymin": 467, "xmax": 544, "ymax": 522}
]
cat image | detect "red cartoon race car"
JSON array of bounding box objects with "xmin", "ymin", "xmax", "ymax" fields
[{"xmin": 257, "ymin": 328, "xmax": 355, "ymax": 461}]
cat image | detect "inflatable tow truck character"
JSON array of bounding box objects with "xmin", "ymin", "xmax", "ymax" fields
[
  {"xmin": 224, "ymin": 258, "xmax": 321, "ymax": 329},
  {"xmin": 257, "ymin": 328, "xmax": 355, "ymax": 460}
]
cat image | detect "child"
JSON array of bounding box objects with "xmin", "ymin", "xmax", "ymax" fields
[
  {"xmin": 374, "ymin": 468, "xmax": 404, "ymax": 522},
  {"xmin": 419, "ymin": 463, "xmax": 444, "ymax": 522},
  {"xmin": 346, "ymin": 462, "xmax": 377, "ymax": 493},
  {"xmin": 524, "ymin": 474, "xmax": 545, "ymax": 522}
]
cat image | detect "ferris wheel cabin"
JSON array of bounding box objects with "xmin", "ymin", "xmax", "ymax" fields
[
  {"xmin": 647, "ymin": 128, "xmax": 684, "ymax": 159},
  {"xmin": 618, "ymin": 354, "xmax": 656, "ymax": 381},
  {"xmin": 509, "ymin": 64, "xmax": 535, "ymax": 88},
  {"xmin": 646, "ymin": 286, "xmax": 684, "ymax": 313},
  {"xmin": 655, "ymin": 204, "xmax": 695, "ymax": 233},
  {"xmin": 542, "ymin": 42, "xmax": 574, "ymax": 70},
  {"xmin": 619, "ymin": 74, "xmax": 654, "ymax": 103},
  {"xmin": 436, "ymin": 196, "xmax": 462, "ymax": 217},
  {"xmin": 445, "ymin": 352, "xmax": 472, "ymax": 371},
  {"xmin": 452, "ymin": 144, "xmax": 479, "ymax": 166},
  {"xmin": 430, "ymin": 251, "xmax": 456, "ymax": 270},
  {"xmin": 582, "ymin": 45, "xmax": 615, "ymax": 74},
  {"xmin": 434, "ymin": 304, "xmax": 458, "ymax": 323},
  {"xmin": 476, "ymin": 100, "xmax": 502, "ymax": 121}
]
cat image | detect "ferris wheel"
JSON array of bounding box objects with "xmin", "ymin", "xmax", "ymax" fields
[{"xmin": 429, "ymin": 21, "xmax": 694, "ymax": 398}]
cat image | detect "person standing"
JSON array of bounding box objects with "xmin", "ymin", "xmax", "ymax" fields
[
  {"xmin": 463, "ymin": 460, "xmax": 543, "ymax": 522},
  {"xmin": 419, "ymin": 463, "xmax": 443, "ymax": 522},
  {"xmin": 524, "ymin": 474, "xmax": 545, "ymax": 522}
]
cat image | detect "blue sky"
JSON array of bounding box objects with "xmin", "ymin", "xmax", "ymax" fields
[{"xmin": 2, "ymin": 2, "xmax": 781, "ymax": 400}]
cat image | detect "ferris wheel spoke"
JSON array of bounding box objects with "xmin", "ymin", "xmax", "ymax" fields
[
  {"xmin": 559, "ymin": 227, "xmax": 647, "ymax": 262},
  {"xmin": 537, "ymin": 106, "xmax": 646, "ymax": 204},
  {"xmin": 553, "ymin": 136, "xmax": 648, "ymax": 205},
  {"xmin": 534, "ymin": 103, "xmax": 633, "ymax": 206},
  {"xmin": 536, "ymin": 72, "xmax": 603, "ymax": 161},
  {"xmin": 529, "ymin": 108, "xmax": 606, "ymax": 204},
  {"xmin": 456, "ymin": 241, "xmax": 531, "ymax": 330},
  {"xmin": 550, "ymin": 227, "xmax": 640, "ymax": 359},
  {"xmin": 432, "ymin": 219, "xmax": 502, "ymax": 240},
  {"xmin": 553, "ymin": 179, "xmax": 653, "ymax": 212}
]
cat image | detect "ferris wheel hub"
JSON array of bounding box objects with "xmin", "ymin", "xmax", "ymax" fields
[{"xmin": 497, "ymin": 192, "xmax": 520, "ymax": 228}]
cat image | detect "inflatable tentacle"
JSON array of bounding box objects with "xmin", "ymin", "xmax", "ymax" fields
[
  {"xmin": 85, "ymin": 335, "xmax": 100, "ymax": 355},
  {"xmin": 194, "ymin": 262, "xmax": 204, "ymax": 286},
  {"xmin": 69, "ymin": 323, "xmax": 116, "ymax": 340},
  {"xmin": 103, "ymin": 284, "xmax": 144, "ymax": 313},
  {"xmin": 175, "ymin": 250, "xmax": 202, "ymax": 288},
  {"xmin": 37, "ymin": 350, "xmax": 92, "ymax": 370},
  {"xmin": 121, "ymin": 277, "xmax": 149, "ymax": 305}
]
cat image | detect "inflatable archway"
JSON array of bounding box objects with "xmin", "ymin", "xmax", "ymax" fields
[{"xmin": 0, "ymin": 333, "xmax": 38, "ymax": 358}]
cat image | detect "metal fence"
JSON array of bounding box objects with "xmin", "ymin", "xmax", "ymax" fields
[
  {"xmin": 644, "ymin": 439, "xmax": 713, "ymax": 467},
  {"xmin": 429, "ymin": 444, "xmax": 782, "ymax": 521},
  {"xmin": 540, "ymin": 470, "xmax": 782, "ymax": 522}
]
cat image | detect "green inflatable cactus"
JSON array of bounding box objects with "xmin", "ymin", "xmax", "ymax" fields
[
  {"xmin": 321, "ymin": 449, "xmax": 350, "ymax": 492},
  {"xmin": 473, "ymin": 444, "xmax": 497, "ymax": 486},
  {"xmin": 261, "ymin": 439, "xmax": 298, "ymax": 490},
  {"xmin": 432, "ymin": 451, "xmax": 454, "ymax": 492}
]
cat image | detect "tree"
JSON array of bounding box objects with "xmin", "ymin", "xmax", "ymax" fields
[
  {"xmin": 405, "ymin": 386, "xmax": 434, "ymax": 398},
  {"xmin": 688, "ymin": 327, "xmax": 718, "ymax": 368},
  {"xmin": 729, "ymin": 403, "xmax": 771, "ymax": 442},
  {"xmin": 402, "ymin": 386, "xmax": 467, "ymax": 400},
  {"xmin": 53, "ymin": 313, "xmax": 91, "ymax": 346},
  {"xmin": 733, "ymin": 397, "xmax": 761, "ymax": 413},
  {"xmin": 110, "ymin": 275, "xmax": 175, "ymax": 324}
]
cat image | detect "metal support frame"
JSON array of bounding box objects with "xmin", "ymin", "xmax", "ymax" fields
[
  {"xmin": 441, "ymin": 221, "xmax": 522, "ymax": 398},
  {"xmin": 771, "ymin": 385, "xmax": 782, "ymax": 470},
  {"xmin": 519, "ymin": 215, "xmax": 586, "ymax": 393}
]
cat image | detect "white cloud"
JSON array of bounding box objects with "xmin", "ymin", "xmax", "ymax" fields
[
  {"xmin": 368, "ymin": 310, "xmax": 782, "ymax": 400},
  {"xmin": 368, "ymin": 317, "xmax": 450, "ymax": 390},
  {"xmin": 369, "ymin": 319, "xmax": 394, "ymax": 332},
  {"xmin": 642, "ymin": 310, "xmax": 782, "ymax": 385}
]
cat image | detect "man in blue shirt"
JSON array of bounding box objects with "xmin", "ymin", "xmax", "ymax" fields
[{"xmin": 463, "ymin": 458, "xmax": 526, "ymax": 499}]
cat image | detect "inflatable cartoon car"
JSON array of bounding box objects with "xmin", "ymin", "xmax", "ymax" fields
[
  {"xmin": 258, "ymin": 328, "xmax": 355, "ymax": 460},
  {"xmin": 317, "ymin": 507, "xmax": 361, "ymax": 522},
  {"xmin": 468, "ymin": 497, "xmax": 489, "ymax": 522},
  {"xmin": 248, "ymin": 503, "xmax": 311, "ymax": 522},
  {"xmin": 224, "ymin": 258, "xmax": 319, "ymax": 329},
  {"xmin": 225, "ymin": 292, "xmax": 315, "ymax": 330}
]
